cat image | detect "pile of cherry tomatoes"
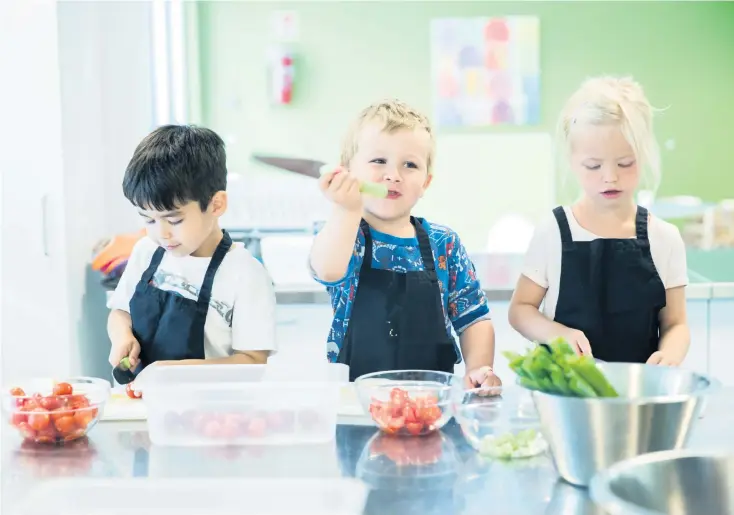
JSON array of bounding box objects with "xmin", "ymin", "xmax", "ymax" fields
[
  {"xmin": 162, "ymin": 408, "xmax": 326, "ymax": 441},
  {"xmin": 368, "ymin": 387, "xmax": 444, "ymax": 436},
  {"xmin": 8, "ymin": 382, "xmax": 100, "ymax": 444}
]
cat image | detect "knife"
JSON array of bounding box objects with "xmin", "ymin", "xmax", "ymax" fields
[
  {"xmin": 251, "ymin": 153, "xmax": 388, "ymax": 198},
  {"xmin": 252, "ymin": 154, "xmax": 325, "ymax": 179}
]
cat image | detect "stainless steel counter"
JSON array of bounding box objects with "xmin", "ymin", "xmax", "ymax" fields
[{"xmin": 4, "ymin": 389, "xmax": 734, "ymax": 515}]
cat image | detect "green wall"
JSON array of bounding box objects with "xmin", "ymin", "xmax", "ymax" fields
[{"xmin": 193, "ymin": 1, "xmax": 734, "ymax": 203}]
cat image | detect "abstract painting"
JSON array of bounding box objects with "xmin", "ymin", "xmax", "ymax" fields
[{"xmin": 430, "ymin": 16, "xmax": 540, "ymax": 128}]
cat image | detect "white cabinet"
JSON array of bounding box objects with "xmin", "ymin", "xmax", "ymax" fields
[
  {"xmin": 682, "ymin": 299, "xmax": 710, "ymax": 377},
  {"xmin": 708, "ymin": 296, "xmax": 734, "ymax": 387},
  {"xmin": 0, "ymin": 1, "xmax": 73, "ymax": 382}
]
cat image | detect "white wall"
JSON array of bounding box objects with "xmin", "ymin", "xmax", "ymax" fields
[{"xmin": 56, "ymin": 1, "xmax": 156, "ymax": 380}]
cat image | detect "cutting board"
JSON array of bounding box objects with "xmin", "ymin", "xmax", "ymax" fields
[
  {"xmin": 101, "ymin": 390, "xmax": 147, "ymax": 421},
  {"xmin": 100, "ymin": 385, "xmax": 364, "ymax": 422}
]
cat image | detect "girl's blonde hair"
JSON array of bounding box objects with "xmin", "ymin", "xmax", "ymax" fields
[
  {"xmin": 340, "ymin": 99, "xmax": 435, "ymax": 174},
  {"xmin": 557, "ymin": 76, "xmax": 663, "ymax": 195}
]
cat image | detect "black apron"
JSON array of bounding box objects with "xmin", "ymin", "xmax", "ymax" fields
[
  {"xmin": 552, "ymin": 206, "xmax": 666, "ymax": 363},
  {"xmin": 337, "ymin": 217, "xmax": 459, "ymax": 381},
  {"xmin": 129, "ymin": 231, "xmax": 232, "ymax": 368}
]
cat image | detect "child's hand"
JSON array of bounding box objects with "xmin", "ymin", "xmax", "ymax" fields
[
  {"xmin": 319, "ymin": 167, "xmax": 362, "ymax": 213},
  {"xmin": 646, "ymin": 350, "xmax": 681, "ymax": 367},
  {"xmin": 559, "ymin": 327, "xmax": 592, "ymax": 356},
  {"xmin": 109, "ymin": 334, "xmax": 141, "ymax": 369},
  {"xmin": 464, "ymin": 366, "xmax": 502, "ymax": 391}
]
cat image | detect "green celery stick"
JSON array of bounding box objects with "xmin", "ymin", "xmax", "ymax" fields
[{"xmin": 359, "ymin": 181, "xmax": 388, "ymax": 198}]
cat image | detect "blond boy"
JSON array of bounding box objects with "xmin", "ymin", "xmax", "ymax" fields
[{"xmin": 309, "ymin": 99, "xmax": 500, "ymax": 388}]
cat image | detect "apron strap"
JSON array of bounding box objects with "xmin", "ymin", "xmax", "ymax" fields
[
  {"xmin": 359, "ymin": 219, "xmax": 373, "ymax": 269},
  {"xmin": 412, "ymin": 217, "xmax": 436, "ymax": 272},
  {"xmin": 552, "ymin": 206, "xmax": 574, "ymax": 243},
  {"xmin": 197, "ymin": 230, "xmax": 233, "ymax": 310},
  {"xmin": 635, "ymin": 206, "xmax": 649, "ymax": 241},
  {"xmin": 141, "ymin": 247, "xmax": 165, "ymax": 284}
]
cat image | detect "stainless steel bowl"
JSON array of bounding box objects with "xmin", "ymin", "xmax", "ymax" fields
[
  {"xmin": 527, "ymin": 363, "xmax": 718, "ymax": 487},
  {"xmin": 590, "ymin": 450, "xmax": 734, "ymax": 515}
]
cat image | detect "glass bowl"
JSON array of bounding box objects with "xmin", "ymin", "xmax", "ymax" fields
[
  {"xmin": 452, "ymin": 386, "xmax": 548, "ymax": 459},
  {"xmin": 3, "ymin": 377, "xmax": 110, "ymax": 444},
  {"xmin": 354, "ymin": 370, "xmax": 460, "ymax": 436}
]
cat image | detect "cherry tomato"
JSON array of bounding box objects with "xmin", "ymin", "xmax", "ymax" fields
[
  {"xmin": 16, "ymin": 421, "xmax": 37, "ymax": 440},
  {"xmin": 125, "ymin": 383, "xmax": 142, "ymax": 399},
  {"xmin": 54, "ymin": 415, "xmax": 77, "ymax": 436},
  {"xmin": 27, "ymin": 408, "xmax": 51, "ymax": 431},
  {"xmin": 9, "ymin": 387, "xmax": 25, "ymax": 397},
  {"xmin": 21, "ymin": 398, "xmax": 40, "ymax": 412},
  {"xmin": 247, "ymin": 418, "xmax": 267, "ymax": 438},
  {"xmin": 40, "ymin": 396, "xmax": 62, "ymax": 411},
  {"xmin": 63, "ymin": 428, "xmax": 86, "ymax": 442},
  {"xmin": 11, "ymin": 412, "xmax": 28, "ymax": 426},
  {"xmin": 73, "ymin": 409, "xmax": 95, "ymax": 429},
  {"xmin": 68, "ymin": 395, "xmax": 90, "ymax": 409},
  {"xmin": 53, "ymin": 382, "xmax": 73, "ymax": 397},
  {"xmin": 34, "ymin": 425, "xmax": 58, "ymax": 444}
]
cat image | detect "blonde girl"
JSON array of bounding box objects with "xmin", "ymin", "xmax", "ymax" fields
[{"xmin": 509, "ymin": 76, "xmax": 689, "ymax": 366}]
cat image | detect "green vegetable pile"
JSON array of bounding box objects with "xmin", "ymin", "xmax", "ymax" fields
[
  {"xmin": 479, "ymin": 428, "xmax": 547, "ymax": 459},
  {"xmin": 502, "ymin": 338, "xmax": 619, "ymax": 398}
]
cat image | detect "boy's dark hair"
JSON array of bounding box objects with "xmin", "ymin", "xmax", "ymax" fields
[{"xmin": 123, "ymin": 125, "xmax": 227, "ymax": 212}]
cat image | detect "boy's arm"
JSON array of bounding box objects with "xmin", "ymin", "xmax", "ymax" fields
[
  {"xmin": 106, "ymin": 238, "xmax": 152, "ymax": 367},
  {"xmin": 309, "ymin": 207, "xmax": 363, "ymax": 283},
  {"xmin": 444, "ymin": 232, "xmax": 497, "ymax": 385}
]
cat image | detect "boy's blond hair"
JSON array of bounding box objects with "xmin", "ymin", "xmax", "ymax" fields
[
  {"xmin": 340, "ymin": 99, "xmax": 436, "ymax": 174},
  {"xmin": 557, "ymin": 76, "xmax": 663, "ymax": 194}
]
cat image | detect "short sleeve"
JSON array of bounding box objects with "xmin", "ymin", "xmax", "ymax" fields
[
  {"xmin": 663, "ymin": 225, "xmax": 689, "ymax": 289},
  {"xmin": 446, "ymin": 230, "xmax": 491, "ymax": 333},
  {"xmin": 106, "ymin": 237, "xmax": 156, "ymax": 312},
  {"xmin": 309, "ymin": 227, "xmax": 366, "ymax": 287},
  {"xmin": 231, "ymin": 254, "xmax": 277, "ymax": 352},
  {"xmin": 521, "ymin": 221, "xmax": 553, "ymax": 288}
]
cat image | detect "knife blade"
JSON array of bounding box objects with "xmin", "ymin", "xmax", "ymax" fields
[{"xmin": 251, "ymin": 154, "xmax": 326, "ymax": 179}]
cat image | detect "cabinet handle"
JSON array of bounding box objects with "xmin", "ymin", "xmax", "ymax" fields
[{"xmin": 41, "ymin": 194, "xmax": 49, "ymax": 257}]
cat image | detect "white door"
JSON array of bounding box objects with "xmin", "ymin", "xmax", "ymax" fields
[{"xmin": 0, "ymin": 0, "xmax": 72, "ymax": 383}]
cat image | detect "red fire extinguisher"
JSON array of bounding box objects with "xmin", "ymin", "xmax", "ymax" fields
[{"xmin": 269, "ymin": 47, "xmax": 294, "ymax": 105}]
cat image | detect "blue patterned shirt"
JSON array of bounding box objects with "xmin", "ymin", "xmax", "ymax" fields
[{"xmin": 312, "ymin": 219, "xmax": 491, "ymax": 362}]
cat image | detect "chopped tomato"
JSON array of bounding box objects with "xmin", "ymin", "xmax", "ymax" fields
[{"xmin": 125, "ymin": 383, "xmax": 142, "ymax": 399}]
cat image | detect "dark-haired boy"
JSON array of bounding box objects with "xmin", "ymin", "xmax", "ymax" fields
[{"xmin": 106, "ymin": 125, "xmax": 276, "ymax": 373}]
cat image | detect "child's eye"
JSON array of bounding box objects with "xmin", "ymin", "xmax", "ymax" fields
[
  {"xmin": 143, "ymin": 218, "xmax": 156, "ymax": 225},
  {"xmin": 370, "ymin": 158, "xmax": 386, "ymax": 165},
  {"xmin": 584, "ymin": 164, "xmax": 601, "ymax": 171},
  {"xmin": 404, "ymin": 161, "xmax": 418, "ymax": 169},
  {"xmin": 168, "ymin": 219, "xmax": 184, "ymax": 226},
  {"xmin": 618, "ymin": 161, "xmax": 636, "ymax": 168}
]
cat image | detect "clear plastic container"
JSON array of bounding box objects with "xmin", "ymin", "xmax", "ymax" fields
[
  {"xmin": 138, "ymin": 363, "xmax": 346, "ymax": 446},
  {"xmin": 14, "ymin": 478, "xmax": 368, "ymax": 515}
]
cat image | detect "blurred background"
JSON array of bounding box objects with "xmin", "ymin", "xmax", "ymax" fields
[{"xmin": 2, "ymin": 1, "xmax": 733, "ymax": 386}]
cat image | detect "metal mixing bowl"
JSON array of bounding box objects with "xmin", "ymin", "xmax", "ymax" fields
[
  {"xmin": 526, "ymin": 363, "xmax": 718, "ymax": 486},
  {"xmin": 590, "ymin": 450, "xmax": 734, "ymax": 515}
]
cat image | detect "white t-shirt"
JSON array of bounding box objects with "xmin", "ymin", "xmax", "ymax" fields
[
  {"xmin": 107, "ymin": 237, "xmax": 277, "ymax": 358},
  {"xmin": 522, "ymin": 206, "xmax": 689, "ymax": 320}
]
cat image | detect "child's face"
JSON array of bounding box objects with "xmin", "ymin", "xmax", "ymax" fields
[
  {"xmin": 569, "ymin": 123, "xmax": 640, "ymax": 206},
  {"xmin": 137, "ymin": 193, "xmax": 226, "ymax": 257},
  {"xmin": 349, "ymin": 123, "xmax": 432, "ymax": 222}
]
